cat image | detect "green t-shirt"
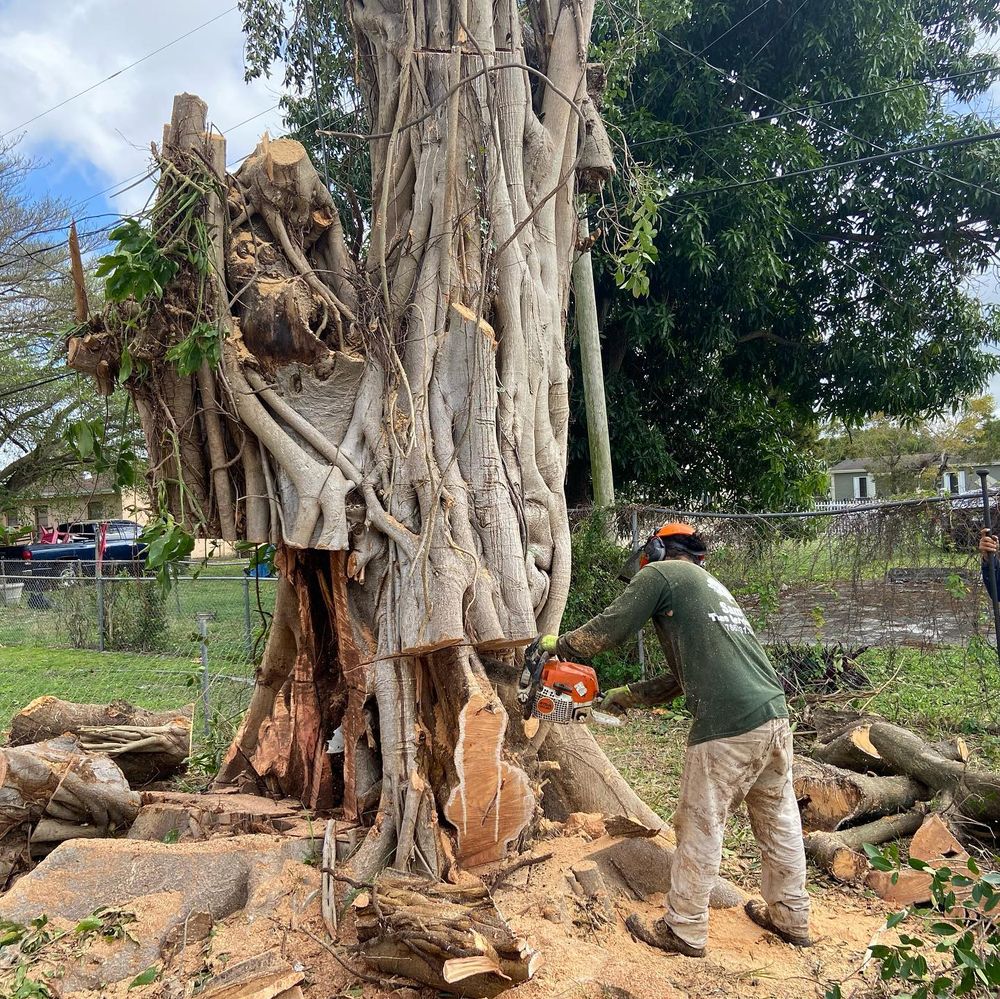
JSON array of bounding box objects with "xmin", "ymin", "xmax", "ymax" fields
[{"xmin": 556, "ymin": 560, "xmax": 787, "ymax": 746}]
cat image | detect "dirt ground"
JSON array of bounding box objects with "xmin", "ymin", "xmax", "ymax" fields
[{"xmin": 17, "ymin": 826, "xmax": 892, "ymax": 999}]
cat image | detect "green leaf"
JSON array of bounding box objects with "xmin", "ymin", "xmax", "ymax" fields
[
  {"xmin": 74, "ymin": 917, "xmax": 103, "ymax": 934},
  {"xmin": 128, "ymin": 966, "xmax": 160, "ymax": 989}
]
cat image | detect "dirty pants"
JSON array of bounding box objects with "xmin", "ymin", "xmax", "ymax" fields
[{"xmin": 665, "ymin": 717, "xmax": 810, "ymax": 949}]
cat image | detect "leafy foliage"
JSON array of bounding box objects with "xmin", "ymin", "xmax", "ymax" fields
[
  {"xmin": 140, "ymin": 515, "xmax": 196, "ymax": 588},
  {"xmin": 164, "ymin": 321, "xmax": 223, "ymax": 377},
  {"xmin": 827, "ymin": 848, "xmax": 1000, "ymax": 998},
  {"xmin": 94, "ymin": 219, "xmax": 179, "ymax": 303},
  {"xmin": 571, "ymin": 0, "xmax": 1000, "ymax": 509}
]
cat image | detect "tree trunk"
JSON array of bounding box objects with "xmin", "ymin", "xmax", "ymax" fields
[
  {"xmin": 803, "ymin": 810, "xmax": 924, "ymax": 883},
  {"xmin": 794, "ymin": 757, "xmax": 928, "ymax": 833},
  {"xmin": 67, "ymin": 0, "xmax": 644, "ymax": 886},
  {"xmin": 866, "ymin": 723, "xmax": 1000, "ymax": 824},
  {"xmin": 8, "ymin": 697, "xmax": 193, "ymax": 785}
]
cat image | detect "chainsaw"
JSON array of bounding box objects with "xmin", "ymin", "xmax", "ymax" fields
[{"xmin": 517, "ymin": 639, "xmax": 621, "ymax": 726}]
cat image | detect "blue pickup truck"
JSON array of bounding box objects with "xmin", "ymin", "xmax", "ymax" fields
[{"xmin": 0, "ymin": 520, "xmax": 147, "ymax": 583}]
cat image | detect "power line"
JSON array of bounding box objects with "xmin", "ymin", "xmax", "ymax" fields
[
  {"xmin": 697, "ymin": 0, "xmax": 776, "ymax": 55},
  {"xmin": 745, "ymin": 0, "xmax": 812, "ymax": 64},
  {"xmin": 630, "ymin": 68, "xmax": 999, "ymax": 149},
  {"xmin": 665, "ymin": 128, "xmax": 1000, "ymax": 202},
  {"xmin": 0, "ymin": 5, "xmax": 239, "ymax": 141},
  {"xmin": 659, "ymin": 36, "xmax": 1000, "ymax": 202},
  {"xmin": 0, "ymin": 373, "xmax": 75, "ymax": 402}
]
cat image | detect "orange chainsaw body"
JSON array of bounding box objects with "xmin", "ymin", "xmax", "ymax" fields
[{"xmin": 530, "ymin": 659, "xmax": 599, "ymax": 723}]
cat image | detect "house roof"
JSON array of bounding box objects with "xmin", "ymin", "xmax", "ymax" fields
[
  {"xmin": 35, "ymin": 473, "xmax": 118, "ymax": 500},
  {"xmin": 830, "ymin": 454, "xmax": 1000, "ymax": 473}
]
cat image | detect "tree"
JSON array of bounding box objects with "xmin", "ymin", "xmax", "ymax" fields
[
  {"xmin": 0, "ymin": 145, "xmax": 111, "ymax": 519},
  {"xmin": 567, "ymin": 0, "xmax": 1000, "ymax": 509},
  {"xmin": 68, "ymin": 0, "xmax": 683, "ymax": 933}
]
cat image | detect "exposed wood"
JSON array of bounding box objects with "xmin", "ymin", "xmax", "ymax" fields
[
  {"xmin": 812, "ymin": 725, "xmax": 889, "ymax": 774},
  {"xmin": 604, "ymin": 815, "xmax": 660, "ymax": 839},
  {"xmin": 804, "ymin": 811, "xmax": 924, "ymax": 883},
  {"xmin": 793, "ymin": 757, "xmax": 928, "ymax": 832},
  {"xmin": 355, "ymin": 872, "xmax": 539, "ymax": 997},
  {"xmin": 66, "ymin": 331, "xmax": 115, "ymax": 395},
  {"xmin": 196, "ymin": 950, "xmax": 305, "ymax": 999},
  {"xmin": 8, "ymin": 697, "xmax": 193, "ymax": 785},
  {"xmin": 866, "ymin": 722, "xmax": 1000, "ymax": 823},
  {"xmin": 929, "ymin": 736, "xmax": 970, "ymax": 764},
  {"xmin": 67, "ymin": 220, "xmax": 89, "ymax": 322},
  {"xmin": 866, "ymin": 814, "xmax": 970, "ymax": 905}
]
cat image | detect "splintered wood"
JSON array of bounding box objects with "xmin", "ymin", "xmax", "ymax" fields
[{"xmin": 355, "ymin": 872, "xmax": 539, "ymax": 998}]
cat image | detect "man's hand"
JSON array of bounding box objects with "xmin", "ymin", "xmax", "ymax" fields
[
  {"xmin": 980, "ymin": 529, "xmax": 998, "ymax": 561},
  {"xmin": 601, "ymin": 685, "xmax": 641, "ymax": 716}
]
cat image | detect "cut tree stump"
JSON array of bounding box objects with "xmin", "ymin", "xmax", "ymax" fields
[
  {"xmin": 866, "ymin": 722, "xmax": 1000, "ymax": 824},
  {"xmin": 804, "ymin": 811, "xmax": 925, "ymax": 883},
  {"xmin": 794, "ymin": 758, "xmax": 928, "ymax": 832},
  {"xmin": 8, "ymin": 697, "xmax": 193, "ymax": 785},
  {"xmin": 355, "ymin": 872, "xmax": 540, "ymax": 997}
]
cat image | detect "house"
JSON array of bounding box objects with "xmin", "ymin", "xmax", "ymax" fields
[
  {"xmin": 3, "ymin": 474, "xmax": 144, "ymax": 534},
  {"xmin": 827, "ymin": 455, "xmax": 1000, "ymax": 502}
]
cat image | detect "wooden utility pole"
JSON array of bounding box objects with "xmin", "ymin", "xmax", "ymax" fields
[{"xmin": 573, "ymin": 213, "xmax": 615, "ymax": 508}]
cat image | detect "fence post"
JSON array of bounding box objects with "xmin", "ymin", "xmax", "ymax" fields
[
  {"xmin": 94, "ymin": 558, "xmax": 105, "ymax": 653},
  {"xmin": 630, "ymin": 508, "xmax": 647, "ymax": 679},
  {"xmin": 196, "ymin": 611, "xmax": 214, "ymax": 737},
  {"xmin": 242, "ymin": 575, "xmax": 253, "ymax": 661}
]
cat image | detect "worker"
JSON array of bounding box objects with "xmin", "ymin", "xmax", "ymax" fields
[
  {"xmin": 536, "ymin": 522, "xmax": 812, "ymax": 957},
  {"xmin": 979, "ymin": 529, "xmax": 1000, "ymax": 597}
]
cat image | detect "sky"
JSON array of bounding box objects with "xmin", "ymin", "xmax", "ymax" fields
[{"xmin": 0, "ymin": 1, "xmax": 286, "ymax": 228}]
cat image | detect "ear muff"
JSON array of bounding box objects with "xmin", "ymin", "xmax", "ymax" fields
[{"xmin": 639, "ymin": 534, "xmax": 668, "ymax": 568}]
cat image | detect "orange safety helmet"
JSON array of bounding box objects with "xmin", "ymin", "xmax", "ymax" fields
[{"xmin": 639, "ymin": 521, "xmax": 703, "ymax": 568}]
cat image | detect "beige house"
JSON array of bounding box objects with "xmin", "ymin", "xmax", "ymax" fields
[{"xmin": 828, "ymin": 455, "xmax": 1000, "ymax": 502}]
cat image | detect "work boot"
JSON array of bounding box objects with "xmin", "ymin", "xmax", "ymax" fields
[
  {"xmin": 625, "ymin": 913, "xmax": 704, "ymax": 958},
  {"xmin": 744, "ymin": 899, "xmax": 814, "ymax": 947}
]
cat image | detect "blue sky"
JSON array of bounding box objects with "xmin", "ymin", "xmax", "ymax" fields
[{"xmin": 1, "ymin": 1, "xmax": 286, "ymax": 245}]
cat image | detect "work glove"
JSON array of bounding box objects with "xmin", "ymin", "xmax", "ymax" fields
[
  {"xmin": 538, "ymin": 634, "xmax": 559, "ymax": 654},
  {"xmin": 600, "ymin": 684, "xmax": 642, "ymax": 716}
]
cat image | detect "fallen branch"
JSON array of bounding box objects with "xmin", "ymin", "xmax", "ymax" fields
[
  {"xmin": 804, "ymin": 811, "xmax": 925, "ymax": 883},
  {"xmin": 484, "ymin": 851, "xmax": 553, "ymax": 892}
]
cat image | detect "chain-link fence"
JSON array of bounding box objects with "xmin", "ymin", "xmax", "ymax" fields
[
  {"xmin": 567, "ymin": 495, "xmax": 1000, "ymax": 737},
  {"xmin": 0, "ymin": 559, "xmax": 276, "ymax": 742},
  {"xmin": 2, "ymin": 495, "xmax": 999, "ymax": 750}
]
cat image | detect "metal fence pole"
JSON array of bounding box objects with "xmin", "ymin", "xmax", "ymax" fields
[
  {"xmin": 242, "ymin": 575, "xmax": 253, "ymax": 661},
  {"xmin": 196, "ymin": 611, "xmax": 213, "ymax": 737},
  {"xmin": 94, "ymin": 559, "xmax": 106, "ymax": 653},
  {"xmin": 631, "ymin": 508, "xmax": 647, "ymax": 679}
]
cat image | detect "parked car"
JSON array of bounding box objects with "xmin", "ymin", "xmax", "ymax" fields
[{"xmin": 0, "ymin": 520, "xmax": 147, "ymax": 585}]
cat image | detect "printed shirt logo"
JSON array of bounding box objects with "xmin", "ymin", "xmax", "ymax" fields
[{"xmin": 705, "ymin": 574, "xmax": 754, "ymax": 636}]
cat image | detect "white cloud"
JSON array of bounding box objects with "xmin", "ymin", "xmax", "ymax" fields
[{"xmin": 0, "ymin": 1, "xmax": 286, "ymax": 213}]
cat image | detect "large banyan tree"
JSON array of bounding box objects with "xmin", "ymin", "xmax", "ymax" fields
[{"xmin": 68, "ymin": 0, "xmax": 709, "ymax": 926}]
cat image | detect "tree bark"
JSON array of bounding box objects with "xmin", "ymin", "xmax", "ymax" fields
[
  {"xmin": 811, "ymin": 725, "xmax": 890, "ymax": 774},
  {"xmin": 0, "ymin": 735, "xmax": 140, "ymax": 882},
  {"xmin": 8, "ymin": 697, "xmax": 193, "ymax": 785},
  {"xmin": 794, "ymin": 757, "xmax": 928, "ymax": 833},
  {"xmin": 803, "ymin": 810, "xmax": 924, "ymax": 883},
  {"xmin": 866, "ymin": 722, "xmax": 1000, "ymax": 824}
]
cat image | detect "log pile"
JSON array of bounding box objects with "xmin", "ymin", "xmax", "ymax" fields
[{"xmin": 794, "ymin": 708, "xmax": 999, "ymax": 902}]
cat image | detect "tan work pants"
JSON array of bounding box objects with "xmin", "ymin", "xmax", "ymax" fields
[{"xmin": 665, "ymin": 717, "xmax": 810, "ymax": 949}]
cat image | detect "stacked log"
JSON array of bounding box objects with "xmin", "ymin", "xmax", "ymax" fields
[{"xmin": 796, "ymin": 709, "xmax": 997, "ymax": 902}]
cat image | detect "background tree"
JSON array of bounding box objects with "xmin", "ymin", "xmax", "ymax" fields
[
  {"xmin": 0, "ymin": 144, "xmax": 123, "ymax": 522},
  {"xmin": 567, "ymin": 0, "xmax": 1000, "ymax": 509}
]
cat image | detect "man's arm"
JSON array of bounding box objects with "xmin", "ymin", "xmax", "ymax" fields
[
  {"xmin": 979, "ymin": 529, "xmax": 1000, "ymax": 600},
  {"xmin": 555, "ymin": 567, "xmax": 668, "ymax": 661}
]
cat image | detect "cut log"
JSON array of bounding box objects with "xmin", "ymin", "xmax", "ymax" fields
[
  {"xmin": 867, "ymin": 722, "xmax": 1000, "ymax": 824},
  {"xmin": 0, "ymin": 735, "xmax": 140, "ymax": 880},
  {"xmin": 812, "ymin": 725, "xmax": 889, "ymax": 774},
  {"xmin": 909, "ymin": 814, "xmax": 966, "ymax": 863},
  {"xmin": 804, "ymin": 811, "xmax": 924, "ymax": 883},
  {"xmin": 793, "ymin": 757, "xmax": 928, "ymax": 832},
  {"xmin": 8, "ymin": 697, "xmax": 193, "ymax": 785},
  {"xmin": 808, "ymin": 706, "xmax": 880, "ymax": 744},
  {"xmin": 928, "ymin": 737, "xmax": 970, "ymax": 764},
  {"xmin": 355, "ymin": 872, "xmax": 539, "ymax": 997}
]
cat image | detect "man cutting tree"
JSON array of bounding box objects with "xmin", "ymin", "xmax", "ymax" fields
[{"xmin": 536, "ymin": 522, "xmax": 812, "ymax": 957}]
